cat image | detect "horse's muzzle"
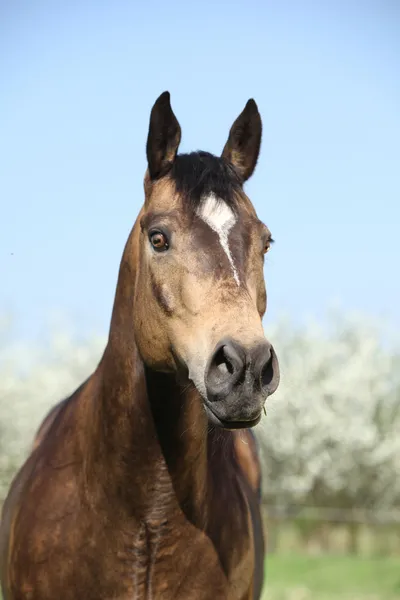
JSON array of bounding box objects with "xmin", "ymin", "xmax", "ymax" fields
[{"xmin": 203, "ymin": 338, "xmax": 280, "ymax": 429}]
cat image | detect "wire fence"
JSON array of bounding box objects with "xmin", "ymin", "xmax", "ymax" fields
[
  {"xmin": 262, "ymin": 505, "xmax": 400, "ymax": 556},
  {"xmin": 264, "ymin": 505, "xmax": 400, "ymax": 525}
]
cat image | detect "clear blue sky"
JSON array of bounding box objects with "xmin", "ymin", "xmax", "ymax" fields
[{"xmin": 1, "ymin": 0, "xmax": 399, "ymax": 341}]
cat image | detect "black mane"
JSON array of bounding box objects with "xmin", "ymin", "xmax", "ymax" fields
[{"xmin": 170, "ymin": 151, "xmax": 242, "ymax": 211}]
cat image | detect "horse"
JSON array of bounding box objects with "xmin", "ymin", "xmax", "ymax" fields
[{"xmin": 0, "ymin": 91, "xmax": 280, "ymax": 599}]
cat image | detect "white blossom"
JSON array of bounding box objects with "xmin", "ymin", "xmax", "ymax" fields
[{"xmin": 256, "ymin": 314, "xmax": 400, "ymax": 511}]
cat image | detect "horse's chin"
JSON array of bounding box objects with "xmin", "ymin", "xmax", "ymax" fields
[{"xmin": 204, "ymin": 404, "xmax": 262, "ymax": 430}]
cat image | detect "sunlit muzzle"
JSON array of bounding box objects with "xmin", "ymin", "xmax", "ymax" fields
[{"xmin": 203, "ymin": 338, "xmax": 280, "ymax": 429}]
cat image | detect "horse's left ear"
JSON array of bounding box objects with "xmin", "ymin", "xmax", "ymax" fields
[
  {"xmin": 146, "ymin": 91, "xmax": 182, "ymax": 180},
  {"xmin": 221, "ymin": 99, "xmax": 262, "ymax": 182}
]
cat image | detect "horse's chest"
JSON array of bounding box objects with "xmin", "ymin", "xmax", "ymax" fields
[
  {"xmin": 114, "ymin": 512, "xmax": 253, "ymax": 600},
  {"xmin": 7, "ymin": 480, "xmax": 254, "ymax": 600}
]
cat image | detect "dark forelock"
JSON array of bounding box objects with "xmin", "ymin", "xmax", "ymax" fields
[{"xmin": 169, "ymin": 151, "xmax": 242, "ymax": 212}]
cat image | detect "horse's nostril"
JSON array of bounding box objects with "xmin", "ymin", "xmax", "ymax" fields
[
  {"xmin": 256, "ymin": 345, "xmax": 280, "ymax": 396},
  {"xmin": 214, "ymin": 347, "xmax": 234, "ymax": 377},
  {"xmin": 260, "ymin": 355, "xmax": 274, "ymax": 389},
  {"xmin": 205, "ymin": 340, "xmax": 245, "ymax": 399}
]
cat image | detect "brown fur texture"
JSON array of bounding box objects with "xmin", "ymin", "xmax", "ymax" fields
[{"xmin": 0, "ymin": 92, "xmax": 279, "ymax": 599}]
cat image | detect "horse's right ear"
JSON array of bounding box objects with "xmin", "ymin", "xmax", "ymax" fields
[{"xmin": 146, "ymin": 91, "xmax": 182, "ymax": 180}]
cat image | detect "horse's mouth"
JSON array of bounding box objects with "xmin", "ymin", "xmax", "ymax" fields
[{"xmin": 204, "ymin": 404, "xmax": 262, "ymax": 430}]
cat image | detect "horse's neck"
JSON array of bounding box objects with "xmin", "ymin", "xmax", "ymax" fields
[
  {"xmin": 145, "ymin": 368, "xmax": 210, "ymax": 528},
  {"xmin": 85, "ymin": 338, "xmax": 210, "ymax": 527},
  {"xmin": 83, "ymin": 342, "xmax": 167, "ymax": 511},
  {"xmin": 85, "ymin": 240, "xmax": 211, "ymax": 524}
]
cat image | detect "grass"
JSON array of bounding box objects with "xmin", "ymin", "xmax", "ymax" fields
[
  {"xmin": 1, "ymin": 554, "xmax": 399, "ymax": 599},
  {"xmin": 262, "ymin": 554, "xmax": 400, "ymax": 600}
]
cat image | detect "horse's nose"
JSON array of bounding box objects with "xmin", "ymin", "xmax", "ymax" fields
[{"xmin": 205, "ymin": 338, "xmax": 280, "ymax": 401}]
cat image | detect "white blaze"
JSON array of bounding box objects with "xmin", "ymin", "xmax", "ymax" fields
[{"xmin": 197, "ymin": 194, "xmax": 240, "ymax": 286}]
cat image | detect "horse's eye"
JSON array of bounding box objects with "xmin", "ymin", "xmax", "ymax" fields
[
  {"xmin": 263, "ymin": 234, "xmax": 273, "ymax": 254},
  {"xmin": 149, "ymin": 231, "xmax": 169, "ymax": 252}
]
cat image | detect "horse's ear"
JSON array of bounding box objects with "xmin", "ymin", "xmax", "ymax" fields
[
  {"xmin": 146, "ymin": 91, "xmax": 181, "ymax": 180},
  {"xmin": 221, "ymin": 99, "xmax": 262, "ymax": 182}
]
